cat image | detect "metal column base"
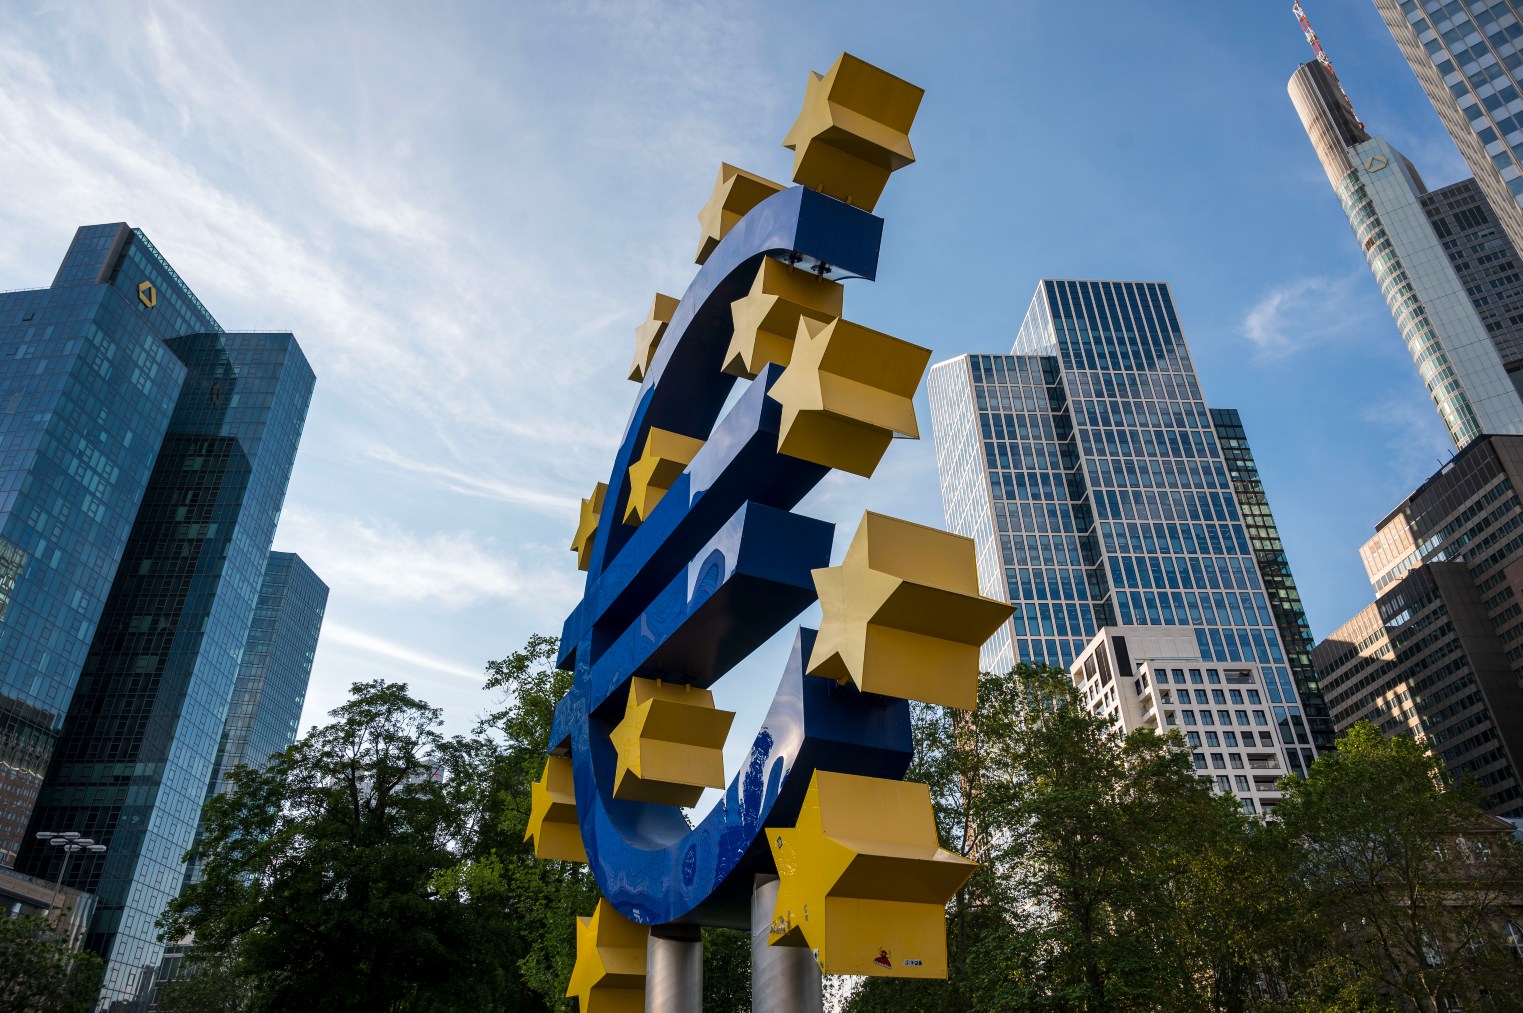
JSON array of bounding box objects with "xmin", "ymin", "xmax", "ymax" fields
[
  {"xmin": 648, "ymin": 924, "xmax": 703, "ymax": 1012},
  {"xmin": 751, "ymin": 874, "xmax": 822, "ymax": 1013}
]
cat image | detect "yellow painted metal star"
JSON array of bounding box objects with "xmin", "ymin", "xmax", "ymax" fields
[
  {"xmin": 525, "ymin": 755, "xmax": 587, "ymax": 863},
  {"xmin": 766, "ymin": 770, "xmax": 975, "ymax": 978},
  {"xmin": 809, "ymin": 512, "xmax": 1013, "ymax": 710},
  {"xmin": 767, "ymin": 316, "xmax": 930, "ymax": 477},
  {"xmin": 570, "ymin": 483, "xmax": 608, "ymax": 572},
  {"xmin": 609, "ymin": 678, "xmax": 734, "ymax": 806},
  {"xmin": 781, "ymin": 53, "xmax": 923, "ymax": 211},
  {"xmin": 566, "ymin": 899, "xmax": 648, "ymax": 1013},
  {"xmin": 696, "ymin": 163, "xmax": 785, "ymax": 265},
  {"xmin": 629, "ymin": 294, "xmax": 680, "ymax": 383},
  {"xmin": 724, "ymin": 258, "xmax": 843, "ymax": 380},
  {"xmin": 623, "ymin": 428, "xmax": 704, "ymax": 526}
]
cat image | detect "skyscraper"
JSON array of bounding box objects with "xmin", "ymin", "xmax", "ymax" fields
[
  {"xmin": 1371, "ymin": 0, "xmax": 1523, "ymax": 254},
  {"xmin": 0, "ymin": 225, "xmax": 316, "ymax": 1008},
  {"xmin": 928, "ymin": 280, "xmax": 1321, "ymax": 779},
  {"xmin": 0, "ymin": 226, "xmax": 193, "ymax": 867},
  {"xmin": 1289, "ymin": 59, "xmax": 1523, "ymax": 448},
  {"xmin": 1313, "ymin": 433, "xmax": 1523, "ymax": 817}
]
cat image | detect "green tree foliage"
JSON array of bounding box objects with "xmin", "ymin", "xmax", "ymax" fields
[
  {"xmin": 0, "ymin": 915, "xmax": 102, "ymax": 1013},
  {"xmin": 1277, "ymin": 722, "xmax": 1523, "ymax": 1012},
  {"xmin": 848, "ymin": 668, "xmax": 1523, "ymax": 1013}
]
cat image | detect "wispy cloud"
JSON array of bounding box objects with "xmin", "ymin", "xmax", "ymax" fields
[
  {"xmin": 278, "ymin": 506, "xmax": 580, "ymax": 611},
  {"xmin": 321, "ymin": 622, "xmax": 484, "ymax": 682},
  {"xmin": 1240, "ymin": 273, "xmax": 1378, "ymax": 362},
  {"xmin": 1357, "ymin": 395, "xmax": 1456, "ymax": 492}
]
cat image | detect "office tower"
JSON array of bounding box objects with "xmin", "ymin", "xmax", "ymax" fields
[
  {"xmin": 928, "ymin": 280, "xmax": 1319, "ymax": 784},
  {"xmin": 1289, "ymin": 59, "xmax": 1523, "ymax": 448},
  {"xmin": 1372, "ymin": 0, "xmax": 1523, "ymax": 254},
  {"xmin": 1, "ymin": 226, "xmax": 315, "ymax": 1008},
  {"xmin": 1313, "ymin": 434, "xmax": 1523, "ymax": 817},
  {"xmin": 1070, "ymin": 627, "xmax": 1296, "ymax": 813},
  {"xmin": 0, "ymin": 226, "xmax": 194, "ymax": 868},
  {"xmin": 1211, "ymin": 409, "xmax": 1337, "ymax": 751},
  {"xmin": 156, "ymin": 551, "xmax": 327, "ymax": 991}
]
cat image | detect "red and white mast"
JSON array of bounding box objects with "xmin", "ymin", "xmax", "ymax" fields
[{"xmin": 1293, "ymin": 1, "xmax": 1365, "ymax": 130}]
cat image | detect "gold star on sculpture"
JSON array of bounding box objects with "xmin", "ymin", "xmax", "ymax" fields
[
  {"xmin": 781, "ymin": 53, "xmax": 923, "ymax": 211},
  {"xmin": 767, "ymin": 316, "xmax": 930, "ymax": 477},
  {"xmin": 809, "ymin": 512, "xmax": 1013, "ymax": 710},
  {"xmin": 623, "ymin": 428, "xmax": 705, "ymax": 526},
  {"xmin": 525, "ymin": 755, "xmax": 587, "ymax": 863},
  {"xmin": 609, "ymin": 678, "xmax": 733, "ymax": 806},
  {"xmin": 696, "ymin": 163, "xmax": 785, "ymax": 265},
  {"xmin": 566, "ymin": 899, "xmax": 648, "ymax": 1013},
  {"xmin": 570, "ymin": 483, "xmax": 608, "ymax": 572},
  {"xmin": 724, "ymin": 258, "xmax": 843, "ymax": 380},
  {"xmin": 766, "ymin": 770, "xmax": 975, "ymax": 977},
  {"xmin": 629, "ymin": 294, "xmax": 680, "ymax": 383}
]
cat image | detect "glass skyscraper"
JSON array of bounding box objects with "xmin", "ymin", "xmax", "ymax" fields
[
  {"xmin": 0, "ymin": 224, "xmax": 316, "ymax": 1008},
  {"xmin": 928, "ymin": 280, "xmax": 1319, "ymax": 775},
  {"xmin": 1289, "ymin": 60, "xmax": 1523, "ymax": 448},
  {"xmin": 1373, "ymin": 0, "xmax": 1523, "ymax": 252}
]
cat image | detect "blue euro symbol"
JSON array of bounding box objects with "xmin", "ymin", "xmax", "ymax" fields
[{"xmin": 549, "ymin": 185, "xmax": 914, "ymax": 927}]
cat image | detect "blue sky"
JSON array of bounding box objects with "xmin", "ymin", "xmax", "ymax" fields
[{"xmin": 0, "ymin": 1, "xmax": 1470, "ymax": 760}]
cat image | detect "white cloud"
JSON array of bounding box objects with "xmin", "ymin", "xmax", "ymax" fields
[
  {"xmin": 277, "ymin": 505, "xmax": 580, "ymax": 611},
  {"xmin": 1240, "ymin": 273, "xmax": 1377, "ymax": 361},
  {"xmin": 319, "ymin": 622, "xmax": 484, "ymax": 683}
]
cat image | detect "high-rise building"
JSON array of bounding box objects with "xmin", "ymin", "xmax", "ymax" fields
[
  {"xmin": 1313, "ymin": 434, "xmax": 1523, "ymax": 817},
  {"xmin": 1371, "ymin": 0, "xmax": 1523, "ymax": 254},
  {"xmin": 1289, "ymin": 59, "xmax": 1523, "ymax": 448},
  {"xmin": 1070, "ymin": 626, "xmax": 1298, "ymax": 814},
  {"xmin": 928, "ymin": 279, "xmax": 1320, "ymax": 783},
  {"xmin": 0, "ymin": 226, "xmax": 194, "ymax": 867},
  {"xmin": 1211, "ymin": 409, "xmax": 1338, "ymax": 751},
  {"xmin": 0, "ymin": 224, "xmax": 315, "ymax": 1008}
]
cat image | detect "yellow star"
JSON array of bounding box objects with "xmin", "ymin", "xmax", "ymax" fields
[
  {"xmin": 629, "ymin": 294, "xmax": 680, "ymax": 383},
  {"xmin": 781, "ymin": 53, "xmax": 923, "ymax": 211},
  {"xmin": 525, "ymin": 755, "xmax": 587, "ymax": 863},
  {"xmin": 609, "ymin": 678, "xmax": 734, "ymax": 807},
  {"xmin": 766, "ymin": 770, "xmax": 975, "ymax": 978},
  {"xmin": 570, "ymin": 483, "xmax": 608, "ymax": 572},
  {"xmin": 695, "ymin": 163, "xmax": 784, "ymax": 265},
  {"xmin": 809, "ymin": 512, "xmax": 1013, "ymax": 710},
  {"xmin": 623, "ymin": 428, "xmax": 704, "ymax": 526},
  {"xmin": 566, "ymin": 899, "xmax": 648, "ymax": 1012},
  {"xmin": 767, "ymin": 315, "xmax": 930, "ymax": 477},
  {"xmin": 724, "ymin": 258, "xmax": 843, "ymax": 380}
]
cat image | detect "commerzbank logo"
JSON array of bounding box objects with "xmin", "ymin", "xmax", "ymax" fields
[
  {"xmin": 1364, "ymin": 154, "xmax": 1389, "ymax": 173},
  {"xmin": 137, "ymin": 281, "xmax": 157, "ymax": 308}
]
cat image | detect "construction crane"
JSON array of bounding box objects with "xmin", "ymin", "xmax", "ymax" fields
[{"xmin": 1293, "ymin": 0, "xmax": 1366, "ymax": 130}]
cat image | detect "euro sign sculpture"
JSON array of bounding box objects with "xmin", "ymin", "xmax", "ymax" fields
[{"xmin": 532, "ymin": 54, "xmax": 1012, "ymax": 1011}]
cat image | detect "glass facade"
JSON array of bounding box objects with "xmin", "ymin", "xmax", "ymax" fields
[
  {"xmin": 1211, "ymin": 408, "xmax": 1336, "ymax": 752},
  {"xmin": 929, "ymin": 280, "xmax": 1317, "ymax": 773},
  {"xmin": 1290, "ymin": 60, "xmax": 1523, "ymax": 449},
  {"xmin": 2, "ymin": 225, "xmax": 316, "ymax": 1008},
  {"xmin": 0, "ymin": 225, "xmax": 194, "ymax": 868}
]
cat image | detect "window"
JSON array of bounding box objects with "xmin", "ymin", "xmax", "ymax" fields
[
  {"xmin": 1186, "ymin": 732, "xmax": 1201, "ymax": 747},
  {"xmin": 1194, "ymin": 690, "xmax": 1209, "ymax": 704},
  {"xmin": 1182, "ymin": 711, "xmax": 1197, "ymax": 725},
  {"xmin": 1190, "ymin": 669, "xmax": 1204, "ymax": 684},
  {"xmin": 1229, "ymin": 689, "xmax": 1243, "ymax": 704},
  {"xmin": 1211, "ymin": 689, "xmax": 1226, "ymax": 704},
  {"xmin": 1505, "ymin": 922, "xmax": 1523, "ymax": 961},
  {"xmin": 1218, "ymin": 710, "xmax": 1232, "ymax": 725},
  {"xmin": 1193, "ymin": 753, "xmax": 1207, "ymax": 770},
  {"xmin": 1205, "ymin": 731, "xmax": 1220, "ymax": 746},
  {"xmin": 1247, "ymin": 690, "xmax": 1261, "ymax": 704},
  {"xmin": 1236, "ymin": 710, "xmax": 1250, "ymax": 725},
  {"xmin": 1201, "ymin": 712, "xmax": 1215, "ymax": 726},
  {"xmin": 1216, "ymin": 775, "xmax": 1231, "ymax": 792},
  {"xmin": 1254, "ymin": 711, "xmax": 1269, "ymax": 726},
  {"xmin": 1223, "ymin": 731, "xmax": 1238, "ymax": 746},
  {"xmin": 1234, "ymin": 775, "xmax": 1250, "ymax": 792},
  {"xmin": 1211, "ymin": 753, "xmax": 1226, "ymax": 769}
]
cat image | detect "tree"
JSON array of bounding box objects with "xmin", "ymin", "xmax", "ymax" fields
[
  {"xmin": 1276, "ymin": 721, "xmax": 1523, "ymax": 1012},
  {"xmin": 0, "ymin": 914, "xmax": 102, "ymax": 1013},
  {"xmin": 161, "ymin": 679, "xmax": 521, "ymax": 1012}
]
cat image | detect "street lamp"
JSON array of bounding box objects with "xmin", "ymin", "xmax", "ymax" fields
[{"xmin": 34, "ymin": 831, "xmax": 105, "ymax": 947}]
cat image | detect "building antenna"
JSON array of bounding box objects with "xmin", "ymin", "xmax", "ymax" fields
[{"xmin": 1292, "ymin": 1, "xmax": 1365, "ymax": 130}]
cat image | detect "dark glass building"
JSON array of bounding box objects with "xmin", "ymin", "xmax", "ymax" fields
[
  {"xmin": 1211, "ymin": 409, "xmax": 1336, "ymax": 752},
  {"xmin": 2, "ymin": 225, "xmax": 315, "ymax": 1008}
]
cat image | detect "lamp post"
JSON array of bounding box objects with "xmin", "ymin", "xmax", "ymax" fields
[{"xmin": 34, "ymin": 831, "xmax": 105, "ymax": 949}]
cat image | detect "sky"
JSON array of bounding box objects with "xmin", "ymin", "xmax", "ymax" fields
[{"xmin": 0, "ymin": 1, "xmax": 1474, "ymax": 773}]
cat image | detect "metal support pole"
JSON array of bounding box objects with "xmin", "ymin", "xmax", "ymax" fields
[
  {"xmin": 751, "ymin": 875, "xmax": 822, "ymax": 1013},
  {"xmin": 647, "ymin": 924, "xmax": 702, "ymax": 1013}
]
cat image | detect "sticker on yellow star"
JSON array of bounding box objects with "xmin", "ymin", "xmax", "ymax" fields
[{"xmin": 766, "ymin": 770, "xmax": 975, "ymax": 978}]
